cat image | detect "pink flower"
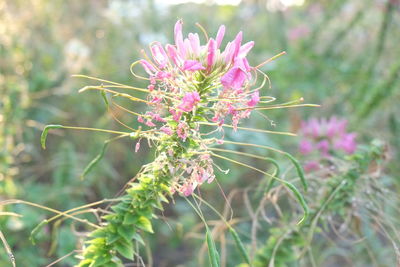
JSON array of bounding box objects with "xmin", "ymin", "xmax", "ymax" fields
[
  {"xmin": 304, "ymin": 161, "xmax": 319, "ymax": 172},
  {"xmin": 140, "ymin": 60, "xmax": 156, "ymax": 76},
  {"xmin": 137, "ymin": 116, "xmax": 144, "ymax": 123},
  {"xmin": 135, "ymin": 141, "xmax": 141, "ymax": 153},
  {"xmin": 299, "ymin": 117, "xmax": 357, "ymax": 157},
  {"xmin": 334, "ymin": 133, "xmax": 357, "ymax": 154},
  {"xmin": 215, "ymin": 25, "xmax": 225, "ymax": 48},
  {"xmin": 222, "ymin": 42, "xmax": 234, "ymax": 63},
  {"xmin": 151, "ymin": 96, "xmax": 163, "ymax": 104},
  {"xmin": 316, "ymin": 140, "xmax": 330, "ymax": 156},
  {"xmin": 178, "ymin": 92, "xmax": 201, "ymax": 112},
  {"xmin": 155, "ymin": 71, "xmax": 170, "ymax": 80},
  {"xmin": 169, "ymin": 108, "xmax": 182, "ymax": 122},
  {"xmin": 145, "ymin": 120, "xmax": 156, "ymax": 127},
  {"xmin": 182, "ymin": 60, "xmax": 205, "ymax": 71},
  {"xmin": 181, "ymin": 182, "xmax": 196, "ymax": 196},
  {"xmin": 288, "ymin": 25, "xmax": 310, "ymax": 41},
  {"xmin": 232, "ymin": 31, "xmax": 243, "ymax": 60},
  {"xmin": 166, "ymin": 44, "xmax": 181, "ymax": 66},
  {"xmin": 207, "ymin": 38, "xmax": 217, "ymax": 70},
  {"xmin": 247, "ymin": 91, "xmax": 260, "ymax": 107},
  {"xmin": 221, "ymin": 65, "xmax": 247, "ymax": 89},
  {"xmin": 299, "ymin": 140, "xmax": 313, "ymax": 155},
  {"xmin": 177, "ymin": 121, "xmax": 189, "ymax": 141},
  {"xmin": 160, "ymin": 126, "xmax": 173, "ymax": 135},
  {"xmin": 174, "ymin": 20, "xmax": 186, "ymax": 58},
  {"xmin": 326, "ymin": 117, "xmax": 347, "ymax": 138},
  {"xmin": 152, "ymin": 113, "xmax": 166, "ymax": 122},
  {"xmin": 238, "ymin": 41, "xmax": 255, "ymax": 59},
  {"xmin": 150, "ymin": 42, "xmax": 168, "ymax": 69},
  {"xmin": 188, "ymin": 33, "xmax": 201, "ymax": 56}
]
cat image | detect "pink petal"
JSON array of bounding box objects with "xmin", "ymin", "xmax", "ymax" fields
[
  {"xmin": 207, "ymin": 38, "xmax": 217, "ymax": 69},
  {"xmin": 299, "ymin": 139, "xmax": 313, "ymax": 155},
  {"xmin": 316, "ymin": 140, "xmax": 330, "ymax": 156},
  {"xmin": 139, "ymin": 60, "xmax": 156, "ymax": 75},
  {"xmin": 182, "ymin": 60, "xmax": 205, "ymax": 71},
  {"xmin": 135, "ymin": 141, "xmax": 141, "ymax": 153},
  {"xmin": 174, "ymin": 20, "xmax": 186, "ymax": 58},
  {"xmin": 232, "ymin": 31, "xmax": 243, "ymax": 59},
  {"xmin": 166, "ymin": 44, "xmax": 181, "ymax": 66},
  {"xmin": 238, "ymin": 41, "xmax": 254, "ymax": 58},
  {"xmin": 188, "ymin": 33, "xmax": 201, "ymax": 56},
  {"xmin": 160, "ymin": 126, "xmax": 173, "ymax": 135},
  {"xmin": 215, "ymin": 25, "xmax": 225, "ymax": 48},
  {"xmin": 150, "ymin": 42, "xmax": 168, "ymax": 68},
  {"xmin": 247, "ymin": 91, "xmax": 260, "ymax": 107},
  {"xmin": 221, "ymin": 66, "xmax": 247, "ymax": 89},
  {"xmin": 222, "ymin": 42, "xmax": 234, "ymax": 63}
]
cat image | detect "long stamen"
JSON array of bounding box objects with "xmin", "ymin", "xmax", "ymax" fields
[
  {"xmin": 255, "ymin": 51, "xmax": 287, "ymax": 69},
  {"xmin": 199, "ymin": 122, "xmax": 297, "ymax": 136}
]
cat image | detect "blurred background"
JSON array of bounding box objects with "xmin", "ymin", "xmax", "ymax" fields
[{"xmin": 1, "ymin": 0, "xmax": 399, "ymax": 266}]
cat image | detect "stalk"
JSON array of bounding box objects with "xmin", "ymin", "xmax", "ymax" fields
[{"xmin": 77, "ymin": 155, "xmax": 173, "ymax": 266}]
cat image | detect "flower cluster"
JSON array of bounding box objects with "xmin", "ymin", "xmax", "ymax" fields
[
  {"xmin": 299, "ymin": 117, "xmax": 357, "ymax": 172},
  {"xmin": 137, "ymin": 20, "xmax": 258, "ymax": 129},
  {"xmin": 134, "ymin": 20, "xmax": 261, "ymax": 195}
]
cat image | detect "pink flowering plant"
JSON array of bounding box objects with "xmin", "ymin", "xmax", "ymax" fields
[
  {"xmin": 39, "ymin": 20, "xmax": 316, "ymax": 266},
  {"xmin": 299, "ymin": 116, "xmax": 357, "ymax": 172}
]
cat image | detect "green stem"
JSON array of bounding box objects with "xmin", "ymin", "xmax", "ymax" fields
[{"xmin": 77, "ymin": 159, "xmax": 171, "ymax": 267}]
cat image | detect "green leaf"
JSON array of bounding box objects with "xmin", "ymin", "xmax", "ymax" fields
[
  {"xmin": 284, "ymin": 152, "xmax": 307, "ymax": 191},
  {"xmin": 101, "ymin": 90, "xmax": 109, "ymax": 106},
  {"xmin": 41, "ymin": 124, "xmax": 63, "ymax": 149},
  {"xmin": 131, "ymin": 232, "xmax": 145, "ymax": 246},
  {"xmin": 88, "ymin": 228, "xmax": 107, "ymax": 238},
  {"xmin": 115, "ymin": 239, "xmax": 134, "ymax": 260},
  {"xmin": 106, "ymin": 233, "xmax": 120, "ymax": 245},
  {"xmin": 30, "ymin": 220, "xmax": 48, "ymax": 245},
  {"xmin": 136, "ymin": 216, "xmax": 153, "ymax": 233},
  {"xmin": 77, "ymin": 259, "xmax": 93, "ymax": 267},
  {"xmin": 123, "ymin": 212, "xmax": 139, "ymax": 225},
  {"xmin": 118, "ymin": 225, "xmax": 136, "ymax": 242},
  {"xmin": 206, "ymin": 226, "xmax": 220, "ymax": 267},
  {"xmin": 229, "ymin": 227, "xmax": 251, "ymax": 265},
  {"xmin": 81, "ymin": 141, "xmax": 109, "ymax": 179},
  {"xmin": 86, "ymin": 237, "xmax": 106, "ymax": 245},
  {"xmin": 91, "ymin": 253, "xmax": 112, "ymax": 267}
]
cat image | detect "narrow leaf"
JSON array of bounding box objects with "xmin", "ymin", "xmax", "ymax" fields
[
  {"xmin": 30, "ymin": 220, "xmax": 48, "ymax": 244},
  {"xmin": 41, "ymin": 125, "xmax": 63, "ymax": 149},
  {"xmin": 206, "ymin": 227, "xmax": 220, "ymax": 267},
  {"xmin": 81, "ymin": 142, "xmax": 109, "ymax": 179},
  {"xmin": 284, "ymin": 152, "xmax": 307, "ymax": 191},
  {"xmin": 229, "ymin": 227, "xmax": 251, "ymax": 264},
  {"xmin": 101, "ymin": 90, "xmax": 109, "ymax": 107},
  {"xmin": 281, "ymin": 180, "xmax": 309, "ymax": 225}
]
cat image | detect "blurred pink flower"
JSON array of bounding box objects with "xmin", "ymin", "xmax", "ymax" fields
[
  {"xmin": 299, "ymin": 116, "xmax": 357, "ymax": 158},
  {"xmin": 304, "ymin": 161, "xmax": 320, "ymax": 172},
  {"xmin": 288, "ymin": 25, "xmax": 310, "ymax": 41}
]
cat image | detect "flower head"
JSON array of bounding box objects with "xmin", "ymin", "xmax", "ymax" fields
[
  {"xmin": 131, "ymin": 20, "xmax": 270, "ymax": 195},
  {"xmin": 299, "ymin": 116, "xmax": 357, "ymax": 172}
]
